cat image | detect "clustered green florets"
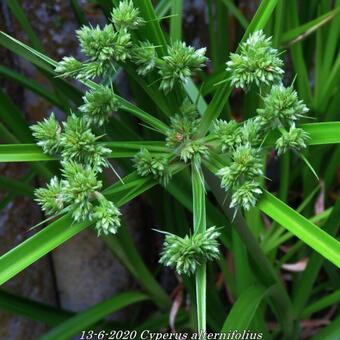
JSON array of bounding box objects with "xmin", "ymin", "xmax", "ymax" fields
[
  {"xmin": 31, "ymin": 114, "xmax": 110, "ymax": 171},
  {"xmin": 134, "ymin": 148, "xmax": 172, "ymax": 186},
  {"xmin": 159, "ymin": 227, "xmax": 220, "ymax": 275},
  {"xmin": 226, "ymin": 30, "xmax": 284, "ymax": 89},
  {"xmin": 159, "ymin": 42, "xmax": 207, "ymax": 93},
  {"xmin": 210, "ymin": 30, "xmax": 311, "ymax": 212},
  {"xmin": 256, "ymin": 84, "xmax": 309, "ymax": 129},
  {"xmin": 31, "ymin": 91, "xmax": 121, "ymax": 235},
  {"xmin": 275, "ymin": 125, "xmax": 310, "ymax": 155},
  {"xmin": 55, "ymin": 0, "xmax": 207, "ymax": 92},
  {"xmin": 34, "ymin": 10, "xmax": 313, "ymax": 279},
  {"xmin": 165, "ymin": 99, "xmax": 208, "ymax": 162},
  {"xmin": 79, "ymin": 85, "xmax": 119, "ymax": 126},
  {"xmin": 217, "ymin": 144, "xmax": 263, "ymax": 211},
  {"xmin": 111, "ymin": 0, "xmax": 145, "ymax": 30}
]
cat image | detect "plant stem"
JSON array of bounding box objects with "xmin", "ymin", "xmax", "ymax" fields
[{"xmin": 192, "ymin": 156, "xmax": 206, "ymax": 333}]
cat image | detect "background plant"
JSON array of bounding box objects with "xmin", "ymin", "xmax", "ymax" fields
[{"xmin": 0, "ymin": 0, "xmax": 339, "ymax": 339}]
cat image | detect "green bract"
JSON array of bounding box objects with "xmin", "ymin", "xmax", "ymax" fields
[
  {"xmin": 159, "ymin": 227, "xmax": 220, "ymax": 275},
  {"xmin": 226, "ymin": 30, "xmax": 284, "ymax": 89}
]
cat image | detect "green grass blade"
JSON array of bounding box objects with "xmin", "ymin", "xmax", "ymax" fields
[
  {"xmin": 292, "ymin": 200, "xmax": 340, "ymax": 315},
  {"xmin": 280, "ymin": 7, "xmax": 340, "ymax": 46},
  {"xmin": 0, "ymin": 89, "xmax": 34, "ymax": 142},
  {"xmin": 70, "ymin": 0, "xmax": 88, "ymax": 26},
  {"xmin": 311, "ymin": 315, "xmax": 340, "ymax": 340},
  {"xmin": 170, "ymin": 0, "xmax": 183, "ymax": 41},
  {"xmin": 0, "ymin": 290, "xmax": 73, "ymax": 326},
  {"xmin": 0, "ymin": 142, "xmax": 168, "ymax": 162},
  {"xmin": 192, "ymin": 157, "xmax": 207, "ymax": 332},
  {"xmin": 0, "ymin": 65, "xmax": 63, "ymax": 108},
  {"xmin": 103, "ymin": 225, "xmax": 171, "ymax": 309},
  {"xmin": 257, "ymin": 191, "xmax": 340, "ymax": 267},
  {"xmin": 302, "ymin": 289, "xmax": 340, "ymax": 318},
  {"xmin": 204, "ymin": 169, "xmax": 294, "ymax": 337},
  {"xmin": 220, "ymin": 0, "xmax": 249, "ymax": 29},
  {"xmin": 0, "ymin": 175, "xmax": 34, "ymax": 197},
  {"xmin": 221, "ymin": 285, "xmax": 269, "ymax": 332},
  {"xmin": 40, "ymin": 292, "xmax": 148, "ymax": 340},
  {"xmin": 5, "ymin": 0, "xmax": 43, "ymax": 51},
  {"xmin": 264, "ymin": 122, "xmax": 340, "ymax": 146},
  {"xmin": 0, "ymin": 144, "xmax": 55, "ymax": 162}
]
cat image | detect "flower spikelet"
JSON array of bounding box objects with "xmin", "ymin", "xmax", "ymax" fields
[
  {"xmin": 230, "ymin": 181, "xmax": 262, "ymax": 210},
  {"xmin": 226, "ymin": 30, "xmax": 284, "ymax": 89},
  {"xmin": 30, "ymin": 113, "xmax": 61, "ymax": 155},
  {"xmin": 35, "ymin": 176, "xmax": 65, "ymax": 215},
  {"xmin": 93, "ymin": 196, "xmax": 121, "ymax": 236},
  {"xmin": 60, "ymin": 115, "xmax": 111, "ymax": 171},
  {"xmin": 159, "ymin": 227, "xmax": 220, "ymax": 275},
  {"xmin": 275, "ymin": 125, "xmax": 310, "ymax": 155},
  {"xmin": 159, "ymin": 41, "xmax": 207, "ymax": 92},
  {"xmin": 61, "ymin": 161, "xmax": 102, "ymax": 221},
  {"xmin": 131, "ymin": 41, "xmax": 157, "ymax": 76},
  {"xmin": 111, "ymin": 0, "xmax": 145, "ymax": 30},
  {"xmin": 134, "ymin": 148, "xmax": 172, "ymax": 186},
  {"xmin": 257, "ymin": 84, "xmax": 309, "ymax": 129},
  {"xmin": 79, "ymin": 85, "xmax": 118, "ymax": 127}
]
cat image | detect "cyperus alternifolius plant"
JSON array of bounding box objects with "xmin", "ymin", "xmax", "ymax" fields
[{"xmin": 32, "ymin": 0, "xmax": 311, "ymax": 279}]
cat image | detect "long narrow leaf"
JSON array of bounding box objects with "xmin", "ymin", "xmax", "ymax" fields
[
  {"xmin": 40, "ymin": 292, "xmax": 147, "ymax": 340},
  {"xmin": 257, "ymin": 191, "xmax": 340, "ymax": 267}
]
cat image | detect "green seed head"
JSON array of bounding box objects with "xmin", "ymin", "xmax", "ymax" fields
[
  {"xmin": 159, "ymin": 41, "xmax": 207, "ymax": 92},
  {"xmin": 276, "ymin": 125, "xmax": 310, "ymax": 155},
  {"xmin": 159, "ymin": 227, "xmax": 220, "ymax": 275},
  {"xmin": 30, "ymin": 113, "xmax": 61, "ymax": 155},
  {"xmin": 79, "ymin": 85, "xmax": 119, "ymax": 127},
  {"xmin": 111, "ymin": 0, "xmax": 145, "ymax": 30},
  {"xmin": 226, "ymin": 30, "xmax": 284, "ymax": 89},
  {"xmin": 257, "ymin": 84, "xmax": 309, "ymax": 129},
  {"xmin": 92, "ymin": 197, "xmax": 121, "ymax": 236}
]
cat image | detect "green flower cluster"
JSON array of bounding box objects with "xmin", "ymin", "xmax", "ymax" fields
[
  {"xmin": 79, "ymin": 85, "xmax": 119, "ymax": 127},
  {"xmin": 226, "ymin": 30, "xmax": 284, "ymax": 89},
  {"xmin": 31, "ymin": 90, "xmax": 121, "ymax": 236},
  {"xmin": 166, "ymin": 99, "xmax": 207, "ymax": 162},
  {"xmin": 35, "ymin": 162, "xmax": 120, "ymax": 235},
  {"xmin": 256, "ymin": 85, "xmax": 309, "ymax": 129},
  {"xmin": 213, "ymin": 31, "xmax": 311, "ymax": 211},
  {"xmin": 275, "ymin": 124, "xmax": 310, "ymax": 155},
  {"xmin": 55, "ymin": 0, "xmax": 207, "ymax": 91},
  {"xmin": 255, "ymin": 84, "xmax": 310, "ymax": 154},
  {"xmin": 159, "ymin": 227, "xmax": 220, "ymax": 275},
  {"xmin": 217, "ymin": 145, "xmax": 263, "ymax": 211},
  {"xmin": 31, "ymin": 113, "xmax": 111, "ymax": 171},
  {"xmin": 133, "ymin": 148, "xmax": 172, "ymax": 186}
]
